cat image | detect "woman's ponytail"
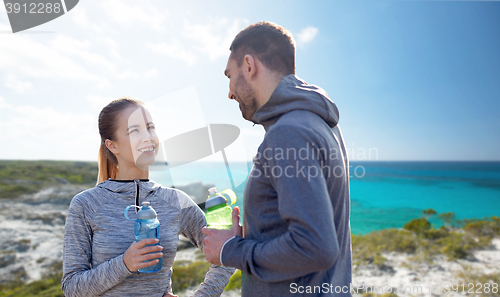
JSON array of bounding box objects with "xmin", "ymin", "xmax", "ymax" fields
[{"xmin": 96, "ymin": 142, "xmax": 118, "ymax": 185}]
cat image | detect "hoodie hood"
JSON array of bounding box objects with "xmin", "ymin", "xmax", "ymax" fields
[
  {"xmin": 251, "ymin": 74, "xmax": 339, "ymax": 131},
  {"xmin": 97, "ymin": 179, "xmax": 161, "ymax": 201}
]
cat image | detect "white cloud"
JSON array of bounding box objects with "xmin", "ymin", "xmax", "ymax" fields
[
  {"xmin": 148, "ymin": 40, "xmax": 198, "ymax": 66},
  {"xmin": 0, "ymin": 34, "xmax": 108, "ymax": 85},
  {"xmin": 0, "ymin": 96, "xmax": 10, "ymax": 110},
  {"xmin": 101, "ymin": 0, "xmax": 167, "ymax": 32},
  {"xmin": 0, "ymin": 22, "xmax": 10, "ymax": 31},
  {"xmin": 86, "ymin": 95, "xmax": 116, "ymax": 111},
  {"xmin": 49, "ymin": 35, "xmax": 138, "ymax": 80},
  {"xmin": 183, "ymin": 18, "xmax": 248, "ymax": 61},
  {"xmin": 104, "ymin": 38, "xmax": 125, "ymax": 61},
  {"xmin": 71, "ymin": 7, "xmax": 102, "ymax": 33},
  {"xmin": 4, "ymin": 74, "xmax": 33, "ymax": 93},
  {"xmin": 297, "ymin": 27, "xmax": 319, "ymax": 45},
  {"xmin": 146, "ymin": 87, "xmax": 208, "ymax": 140},
  {"xmin": 0, "ymin": 101, "xmax": 99, "ymax": 160},
  {"xmin": 144, "ymin": 69, "xmax": 158, "ymax": 78},
  {"xmin": 148, "ymin": 18, "xmax": 248, "ymax": 66}
]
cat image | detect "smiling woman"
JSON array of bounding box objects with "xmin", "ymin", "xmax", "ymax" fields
[
  {"xmin": 61, "ymin": 97, "xmax": 235, "ymax": 297},
  {"xmin": 97, "ymin": 98, "xmax": 160, "ymax": 183},
  {"xmin": 97, "ymin": 97, "xmax": 144, "ymax": 183}
]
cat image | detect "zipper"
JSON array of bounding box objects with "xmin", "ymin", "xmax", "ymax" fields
[{"xmin": 134, "ymin": 179, "xmax": 139, "ymax": 212}]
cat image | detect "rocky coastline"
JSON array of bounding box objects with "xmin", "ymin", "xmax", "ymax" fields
[{"xmin": 1, "ymin": 184, "xmax": 499, "ymax": 297}]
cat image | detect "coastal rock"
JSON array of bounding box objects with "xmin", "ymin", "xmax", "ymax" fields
[
  {"xmin": 177, "ymin": 236, "xmax": 196, "ymax": 251},
  {"xmin": 0, "ymin": 266, "xmax": 28, "ymax": 285},
  {"xmin": 25, "ymin": 212, "xmax": 67, "ymax": 226},
  {"xmin": 175, "ymin": 182, "xmax": 215, "ymax": 205},
  {"xmin": 0, "ymin": 251, "xmax": 16, "ymax": 268},
  {"xmin": 352, "ymin": 240, "xmax": 500, "ymax": 297}
]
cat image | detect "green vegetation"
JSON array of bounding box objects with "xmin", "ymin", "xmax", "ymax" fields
[
  {"xmin": 1, "ymin": 210, "xmax": 499, "ymax": 296},
  {"xmin": 171, "ymin": 261, "xmax": 211, "ymax": 292},
  {"xmin": 170, "ymin": 261, "xmax": 242, "ymax": 293},
  {"xmin": 352, "ymin": 210, "xmax": 500, "ymax": 266},
  {"xmin": 0, "ymin": 262, "xmax": 63, "ymax": 297},
  {"xmin": 224, "ymin": 270, "xmax": 242, "ymax": 291},
  {"xmin": 0, "ymin": 160, "xmax": 97, "ymax": 199},
  {"xmin": 455, "ymin": 265, "xmax": 500, "ymax": 297}
]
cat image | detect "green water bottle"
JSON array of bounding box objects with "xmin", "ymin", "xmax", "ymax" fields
[{"xmin": 205, "ymin": 187, "xmax": 237, "ymax": 230}]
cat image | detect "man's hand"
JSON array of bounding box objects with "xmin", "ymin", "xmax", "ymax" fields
[{"xmin": 202, "ymin": 206, "xmax": 242, "ymax": 266}]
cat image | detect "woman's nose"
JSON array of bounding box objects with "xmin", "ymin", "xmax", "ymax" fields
[{"xmin": 141, "ymin": 129, "xmax": 153, "ymax": 141}]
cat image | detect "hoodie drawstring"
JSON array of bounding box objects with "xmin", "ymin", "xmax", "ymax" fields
[{"xmin": 134, "ymin": 179, "xmax": 139, "ymax": 213}]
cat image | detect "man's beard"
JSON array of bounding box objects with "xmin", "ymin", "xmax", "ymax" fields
[{"xmin": 235, "ymin": 74, "xmax": 258, "ymax": 121}]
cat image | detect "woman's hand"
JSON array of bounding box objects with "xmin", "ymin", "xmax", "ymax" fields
[{"xmin": 123, "ymin": 238, "xmax": 163, "ymax": 272}]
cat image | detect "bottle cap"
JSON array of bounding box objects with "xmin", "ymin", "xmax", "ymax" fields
[
  {"xmin": 137, "ymin": 202, "xmax": 157, "ymax": 219},
  {"xmin": 206, "ymin": 188, "xmax": 227, "ymax": 209},
  {"xmin": 208, "ymin": 187, "xmax": 218, "ymax": 196},
  {"xmin": 221, "ymin": 189, "xmax": 237, "ymax": 206}
]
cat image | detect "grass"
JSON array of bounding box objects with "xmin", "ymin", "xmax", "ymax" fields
[
  {"xmin": 171, "ymin": 261, "xmax": 212, "ymax": 292},
  {"xmin": 0, "ymin": 260, "xmax": 225, "ymax": 297},
  {"xmin": 224, "ymin": 269, "xmax": 241, "ymax": 291},
  {"xmin": 454, "ymin": 265, "xmax": 500, "ymax": 297},
  {"xmin": 1, "ymin": 168, "xmax": 498, "ymax": 297},
  {"xmin": 352, "ymin": 210, "xmax": 500, "ymax": 266},
  {"xmin": 0, "ymin": 262, "xmax": 63, "ymax": 297},
  {"xmin": 0, "ymin": 160, "xmax": 97, "ymax": 199}
]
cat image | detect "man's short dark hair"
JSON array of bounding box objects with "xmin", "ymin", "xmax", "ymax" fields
[{"xmin": 229, "ymin": 21, "xmax": 296, "ymax": 76}]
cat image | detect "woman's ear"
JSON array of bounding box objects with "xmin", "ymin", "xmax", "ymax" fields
[
  {"xmin": 105, "ymin": 139, "xmax": 119, "ymax": 155},
  {"xmin": 243, "ymin": 54, "xmax": 257, "ymax": 82}
]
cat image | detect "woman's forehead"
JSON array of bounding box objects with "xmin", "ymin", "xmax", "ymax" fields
[{"xmin": 120, "ymin": 105, "xmax": 154, "ymax": 127}]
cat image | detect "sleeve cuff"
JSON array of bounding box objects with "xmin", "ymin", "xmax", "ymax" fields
[
  {"xmin": 220, "ymin": 235, "xmax": 236, "ymax": 266},
  {"xmin": 118, "ymin": 254, "xmax": 134, "ymax": 275}
]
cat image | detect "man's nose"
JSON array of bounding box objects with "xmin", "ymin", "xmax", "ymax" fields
[{"xmin": 228, "ymin": 91, "xmax": 236, "ymax": 100}]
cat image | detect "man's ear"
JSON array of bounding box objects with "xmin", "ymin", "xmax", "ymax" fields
[
  {"xmin": 243, "ymin": 54, "xmax": 257, "ymax": 82},
  {"xmin": 105, "ymin": 139, "xmax": 119, "ymax": 155}
]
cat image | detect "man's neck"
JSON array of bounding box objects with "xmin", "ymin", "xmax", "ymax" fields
[{"xmin": 256, "ymin": 72, "xmax": 286, "ymax": 108}]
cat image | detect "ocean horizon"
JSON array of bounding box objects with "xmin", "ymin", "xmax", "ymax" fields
[{"xmin": 149, "ymin": 160, "xmax": 500, "ymax": 235}]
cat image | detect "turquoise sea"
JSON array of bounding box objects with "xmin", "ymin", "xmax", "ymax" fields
[{"xmin": 150, "ymin": 161, "xmax": 500, "ymax": 235}]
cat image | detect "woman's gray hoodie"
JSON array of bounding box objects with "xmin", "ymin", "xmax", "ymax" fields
[{"xmin": 62, "ymin": 179, "xmax": 234, "ymax": 297}]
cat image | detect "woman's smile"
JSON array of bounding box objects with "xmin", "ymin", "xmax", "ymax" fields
[{"xmin": 138, "ymin": 145, "xmax": 155, "ymax": 154}]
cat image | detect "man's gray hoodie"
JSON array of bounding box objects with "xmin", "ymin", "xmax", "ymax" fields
[{"xmin": 221, "ymin": 74, "xmax": 352, "ymax": 296}]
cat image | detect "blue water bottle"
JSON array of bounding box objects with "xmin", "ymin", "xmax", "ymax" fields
[{"xmin": 124, "ymin": 202, "xmax": 162, "ymax": 273}]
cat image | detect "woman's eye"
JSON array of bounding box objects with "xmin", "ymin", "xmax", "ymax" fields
[
  {"xmin": 130, "ymin": 129, "xmax": 139, "ymax": 133},
  {"xmin": 148, "ymin": 126, "xmax": 155, "ymax": 130}
]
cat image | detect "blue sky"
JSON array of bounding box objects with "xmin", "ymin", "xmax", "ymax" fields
[{"xmin": 0, "ymin": 0, "xmax": 499, "ymax": 162}]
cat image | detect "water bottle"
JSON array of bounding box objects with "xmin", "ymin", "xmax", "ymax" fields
[
  {"xmin": 205, "ymin": 187, "xmax": 237, "ymax": 230},
  {"xmin": 124, "ymin": 202, "xmax": 162, "ymax": 273}
]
